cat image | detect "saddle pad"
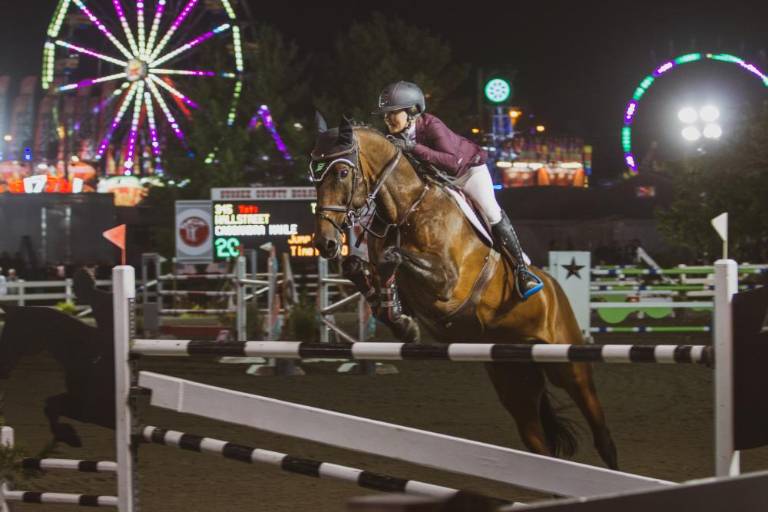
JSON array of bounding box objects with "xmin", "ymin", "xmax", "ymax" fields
[
  {"xmin": 444, "ymin": 187, "xmax": 531, "ymax": 265},
  {"xmin": 445, "ymin": 187, "xmax": 494, "ymax": 246}
]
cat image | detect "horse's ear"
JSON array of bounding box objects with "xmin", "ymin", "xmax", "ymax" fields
[
  {"xmin": 315, "ymin": 111, "xmax": 328, "ymax": 134},
  {"xmin": 337, "ymin": 115, "xmax": 354, "ymax": 147}
]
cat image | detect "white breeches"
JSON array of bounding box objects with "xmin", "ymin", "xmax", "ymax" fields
[{"xmin": 454, "ymin": 164, "xmax": 503, "ymax": 225}]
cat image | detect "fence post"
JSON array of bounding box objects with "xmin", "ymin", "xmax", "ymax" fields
[
  {"xmin": 318, "ymin": 257, "xmax": 329, "ymax": 343},
  {"xmin": 236, "ymin": 256, "xmax": 246, "ymax": 342},
  {"xmin": 0, "ymin": 426, "xmax": 13, "ymax": 512},
  {"xmin": 358, "ymin": 295, "xmax": 376, "ymax": 375},
  {"xmin": 17, "ymin": 280, "xmax": 25, "ymax": 306},
  {"xmin": 64, "ymin": 278, "xmax": 73, "ymax": 304},
  {"xmin": 113, "ymin": 266, "xmax": 136, "ymax": 512},
  {"xmin": 714, "ymin": 258, "xmax": 739, "ymax": 477}
]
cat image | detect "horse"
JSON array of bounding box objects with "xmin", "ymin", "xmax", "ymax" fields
[
  {"xmin": 310, "ymin": 115, "xmax": 618, "ymax": 469},
  {"xmin": 0, "ymin": 269, "xmax": 115, "ymax": 447}
]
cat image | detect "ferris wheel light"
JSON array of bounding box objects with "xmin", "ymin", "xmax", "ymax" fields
[
  {"xmin": 677, "ymin": 107, "xmax": 698, "ymax": 124},
  {"xmin": 46, "ymin": 0, "xmax": 243, "ymax": 169},
  {"xmin": 681, "ymin": 126, "xmax": 702, "ymax": 141},
  {"xmin": 699, "ymin": 105, "xmax": 720, "ymax": 122},
  {"xmin": 703, "ymin": 123, "xmax": 723, "ymax": 139},
  {"xmin": 624, "ymin": 53, "xmax": 768, "ymax": 173}
]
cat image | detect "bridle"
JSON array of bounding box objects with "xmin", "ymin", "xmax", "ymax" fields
[{"xmin": 309, "ymin": 136, "xmax": 405, "ymax": 241}]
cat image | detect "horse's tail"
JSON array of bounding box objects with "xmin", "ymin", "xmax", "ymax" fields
[{"xmin": 540, "ymin": 391, "xmax": 578, "ymax": 458}]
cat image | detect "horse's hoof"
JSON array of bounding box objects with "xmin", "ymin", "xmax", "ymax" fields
[
  {"xmin": 393, "ymin": 316, "xmax": 421, "ymax": 344},
  {"xmin": 341, "ymin": 255, "xmax": 364, "ymax": 277},
  {"xmin": 378, "ymin": 247, "xmax": 403, "ymax": 277},
  {"xmin": 52, "ymin": 423, "xmax": 82, "ymax": 447}
]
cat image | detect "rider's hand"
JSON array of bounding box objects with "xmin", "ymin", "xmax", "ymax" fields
[{"xmin": 387, "ymin": 136, "xmax": 415, "ymax": 153}]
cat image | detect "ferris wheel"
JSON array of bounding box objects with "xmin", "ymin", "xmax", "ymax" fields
[{"xmin": 42, "ymin": 0, "xmax": 245, "ymax": 174}]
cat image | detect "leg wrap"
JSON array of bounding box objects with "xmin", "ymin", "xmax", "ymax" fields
[{"xmin": 377, "ymin": 276, "xmax": 403, "ymax": 323}]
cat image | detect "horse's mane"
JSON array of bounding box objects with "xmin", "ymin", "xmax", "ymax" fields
[{"xmin": 352, "ymin": 123, "xmax": 386, "ymax": 138}]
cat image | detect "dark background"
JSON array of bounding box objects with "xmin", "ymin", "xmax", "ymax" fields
[{"xmin": 1, "ymin": 0, "xmax": 767, "ymax": 180}]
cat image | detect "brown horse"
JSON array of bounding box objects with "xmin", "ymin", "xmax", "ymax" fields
[{"xmin": 310, "ymin": 115, "xmax": 618, "ymax": 469}]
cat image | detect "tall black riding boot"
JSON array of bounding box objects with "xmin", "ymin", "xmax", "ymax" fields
[{"xmin": 491, "ymin": 211, "xmax": 543, "ymax": 300}]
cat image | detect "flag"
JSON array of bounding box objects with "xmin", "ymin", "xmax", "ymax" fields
[
  {"xmin": 103, "ymin": 224, "xmax": 127, "ymax": 265},
  {"xmin": 711, "ymin": 212, "xmax": 728, "ymax": 242}
]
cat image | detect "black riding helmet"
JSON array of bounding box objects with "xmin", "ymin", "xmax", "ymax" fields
[{"xmin": 375, "ymin": 81, "xmax": 426, "ymax": 115}]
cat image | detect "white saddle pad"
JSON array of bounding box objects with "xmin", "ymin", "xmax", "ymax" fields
[{"xmin": 445, "ymin": 187, "xmax": 531, "ymax": 265}]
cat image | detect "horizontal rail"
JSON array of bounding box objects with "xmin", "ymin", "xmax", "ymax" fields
[
  {"xmin": 321, "ymin": 277, "xmax": 354, "ymax": 286},
  {"xmin": 21, "ymin": 458, "xmax": 117, "ymax": 473},
  {"xmin": 130, "ymin": 340, "xmax": 713, "ymax": 365},
  {"xmin": 591, "ymin": 267, "xmax": 767, "ymax": 276},
  {"xmin": 236, "ymin": 278, "xmax": 270, "ymax": 286},
  {"xmin": 591, "ymin": 326, "xmax": 711, "ymax": 333},
  {"xmin": 160, "ymin": 308, "xmax": 234, "ymax": 315},
  {"xmin": 158, "ymin": 274, "xmax": 235, "ymax": 281},
  {"xmin": 138, "ymin": 371, "xmax": 675, "ymax": 497},
  {"xmin": 0, "ymin": 483, "xmax": 117, "ymax": 507},
  {"xmin": 158, "ymin": 290, "xmax": 235, "ymax": 297},
  {"xmin": 142, "ymin": 425, "xmax": 484, "ymax": 501},
  {"xmin": 590, "ymin": 301, "xmax": 713, "ymax": 309}
]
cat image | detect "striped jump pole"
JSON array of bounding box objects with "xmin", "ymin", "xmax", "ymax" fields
[
  {"xmin": 0, "ymin": 484, "xmax": 117, "ymax": 507},
  {"xmin": 141, "ymin": 426, "xmax": 507, "ymax": 505},
  {"xmin": 131, "ymin": 340, "xmax": 714, "ymax": 365},
  {"xmin": 21, "ymin": 459, "xmax": 117, "ymax": 473}
]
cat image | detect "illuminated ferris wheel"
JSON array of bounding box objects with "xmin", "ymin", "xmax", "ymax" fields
[{"xmin": 42, "ymin": 0, "xmax": 245, "ymax": 174}]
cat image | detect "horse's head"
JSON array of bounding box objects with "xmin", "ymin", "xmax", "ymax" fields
[{"xmin": 309, "ymin": 114, "xmax": 369, "ymax": 259}]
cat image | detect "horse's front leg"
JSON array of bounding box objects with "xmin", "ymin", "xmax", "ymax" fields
[
  {"xmin": 380, "ymin": 245, "xmax": 458, "ymax": 302},
  {"xmin": 341, "ymin": 255, "xmax": 420, "ymax": 343}
]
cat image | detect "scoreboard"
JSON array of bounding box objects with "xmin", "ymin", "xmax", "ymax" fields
[{"xmin": 210, "ymin": 187, "xmax": 349, "ymax": 261}]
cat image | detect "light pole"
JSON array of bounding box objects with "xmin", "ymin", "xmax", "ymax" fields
[{"xmin": 678, "ymin": 105, "xmax": 722, "ymax": 144}]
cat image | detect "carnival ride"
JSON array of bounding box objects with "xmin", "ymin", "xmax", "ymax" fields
[
  {"xmin": 42, "ymin": 0, "xmax": 245, "ymax": 175},
  {"xmin": 621, "ymin": 52, "xmax": 768, "ymax": 175}
]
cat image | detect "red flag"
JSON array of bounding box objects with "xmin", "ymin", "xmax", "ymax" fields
[{"xmin": 103, "ymin": 224, "xmax": 127, "ymax": 265}]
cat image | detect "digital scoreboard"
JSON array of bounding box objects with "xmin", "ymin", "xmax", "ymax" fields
[{"xmin": 210, "ymin": 187, "xmax": 349, "ymax": 261}]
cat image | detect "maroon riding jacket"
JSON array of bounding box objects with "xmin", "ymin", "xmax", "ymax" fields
[{"xmin": 410, "ymin": 113, "xmax": 487, "ymax": 176}]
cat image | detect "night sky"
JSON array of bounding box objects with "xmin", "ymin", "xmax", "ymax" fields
[{"xmin": 1, "ymin": 0, "xmax": 767, "ymax": 179}]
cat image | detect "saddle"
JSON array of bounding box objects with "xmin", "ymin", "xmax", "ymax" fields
[{"xmin": 408, "ymin": 156, "xmax": 531, "ymax": 265}]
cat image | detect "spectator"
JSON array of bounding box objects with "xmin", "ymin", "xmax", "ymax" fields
[
  {"xmin": 6, "ymin": 268, "xmax": 18, "ymax": 296},
  {"xmin": 0, "ymin": 267, "xmax": 6, "ymax": 296}
]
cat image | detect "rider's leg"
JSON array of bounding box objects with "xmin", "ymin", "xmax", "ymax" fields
[{"xmin": 458, "ymin": 164, "xmax": 543, "ymax": 300}]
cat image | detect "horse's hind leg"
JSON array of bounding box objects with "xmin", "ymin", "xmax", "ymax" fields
[
  {"xmin": 484, "ymin": 362, "xmax": 553, "ymax": 456},
  {"xmin": 544, "ymin": 362, "xmax": 618, "ymax": 469}
]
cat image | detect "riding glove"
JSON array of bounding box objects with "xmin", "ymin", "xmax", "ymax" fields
[{"xmin": 387, "ymin": 136, "xmax": 416, "ymax": 153}]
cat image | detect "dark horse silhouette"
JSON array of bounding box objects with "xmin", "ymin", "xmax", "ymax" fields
[
  {"xmin": 0, "ymin": 269, "xmax": 115, "ymax": 446},
  {"xmin": 311, "ymin": 116, "xmax": 618, "ymax": 469}
]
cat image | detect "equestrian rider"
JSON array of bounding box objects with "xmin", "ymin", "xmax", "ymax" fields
[{"xmin": 376, "ymin": 81, "xmax": 543, "ymax": 299}]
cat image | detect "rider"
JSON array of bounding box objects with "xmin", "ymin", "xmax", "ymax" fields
[{"xmin": 376, "ymin": 81, "xmax": 543, "ymax": 299}]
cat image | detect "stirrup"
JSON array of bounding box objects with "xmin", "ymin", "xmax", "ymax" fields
[{"xmin": 516, "ymin": 268, "xmax": 544, "ymax": 300}]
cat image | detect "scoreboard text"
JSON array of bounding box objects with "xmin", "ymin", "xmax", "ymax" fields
[{"xmin": 212, "ymin": 200, "xmax": 348, "ymax": 260}]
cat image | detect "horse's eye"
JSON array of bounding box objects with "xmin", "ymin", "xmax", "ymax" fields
[{"xmin": 339, "ymin": 168, "xmax": 349, "ymax": 179}]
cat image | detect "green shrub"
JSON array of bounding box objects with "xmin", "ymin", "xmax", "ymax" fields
[
  {"xmin": 55, "ymin": 301, "xmax": 78, "ymax": 316},
  {"xmin": 285, "ymin": 292, "xmax": 319, "ymax": 342}
]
